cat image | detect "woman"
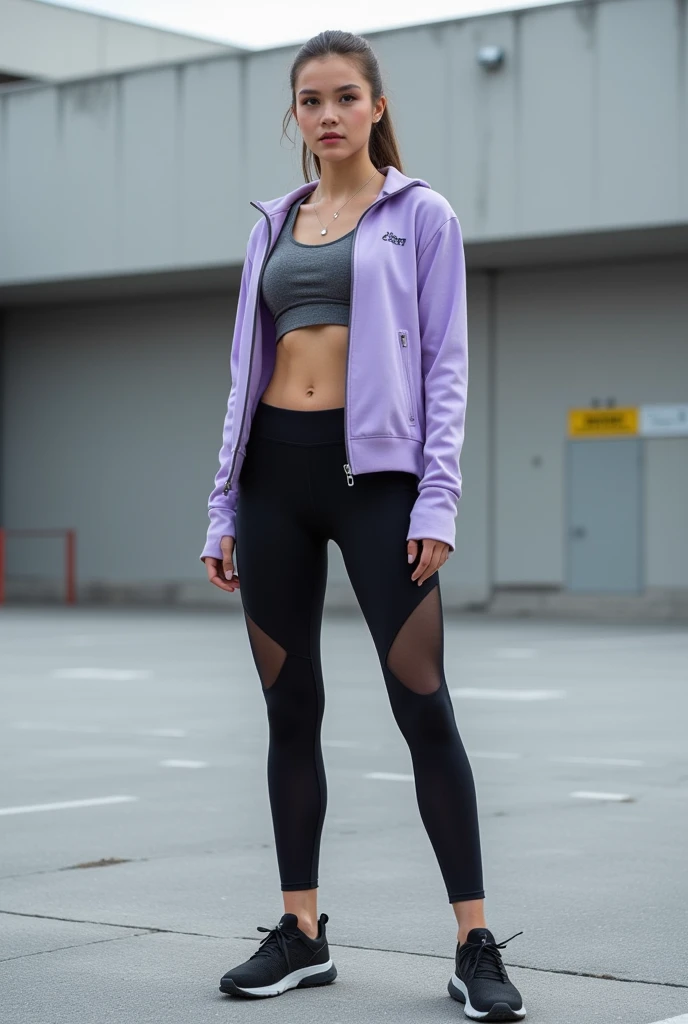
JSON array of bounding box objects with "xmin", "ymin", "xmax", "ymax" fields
[{"xmin": 201, "ymin": 29, "xmax": 526, "ymax": 1022}]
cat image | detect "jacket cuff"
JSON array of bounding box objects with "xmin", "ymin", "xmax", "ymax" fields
[
  {"xmin": 200, "ymin": 506, "xmax": 237, "ymax": 562},
  {"xmin": 406, "ymin": 486, "xmax": 458, "ymax": 552}
]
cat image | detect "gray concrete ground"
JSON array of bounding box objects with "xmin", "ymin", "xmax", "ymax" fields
[{"xmin": 1, "ymin": 605, "xmax": 687, "ymax": 1024}]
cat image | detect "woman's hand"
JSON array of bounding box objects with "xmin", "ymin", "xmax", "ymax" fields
[
  {"xmin": 204, "ymin": 536, "xmax": 240, "ymax": 593},
  {"xmin": 407, "ymin": 538, "xmax": 451, "ymax": 586}
]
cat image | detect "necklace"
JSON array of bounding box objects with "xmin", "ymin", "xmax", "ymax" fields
[{"xmin": 309, "ymin": 168, "xmax": 380, "ymax": 236}]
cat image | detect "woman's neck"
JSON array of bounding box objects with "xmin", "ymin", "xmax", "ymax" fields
[{"xmin": 310, "ymin": 161, "xmax": 385, "ymax": 205}]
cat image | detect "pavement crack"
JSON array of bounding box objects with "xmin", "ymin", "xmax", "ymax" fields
[
  {"xmin": 0, "ymin": 909, "xmax": 222, "ymax": 940},
  {"xmin": 0, "ymin": 930, "xmax": 154, "ymax": 964},
  {"xmin": 491, "ymin": 961, "xmax": 688, "ymax": 990},
  {"xmin": 3, "ymin": 912, "xmax": 686, "ymax": 990},
  {"xmin": 0, "ymin": 856, "xmax": 149, "ymax": 882},
  {"xmin": 235, "ymin": 935, "xmax": 688, "ymax": 990}
]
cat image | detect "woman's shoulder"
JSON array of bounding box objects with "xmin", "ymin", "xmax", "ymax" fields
[
  {"xmin": 411, "ymin": 183, "xmax": 458, "ymax": 224},
  {"xmin": 404, "ymin": 183, "xmax": 461, "ymax": 252}
]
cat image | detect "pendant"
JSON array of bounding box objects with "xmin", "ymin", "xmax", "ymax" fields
[
  {"xmin": 333, "ymin": 212, "xmax": 338, "ymax": 218},
  {"xmin": 321, "ymin": 228, "xmax": 327, "ymax": 235}
]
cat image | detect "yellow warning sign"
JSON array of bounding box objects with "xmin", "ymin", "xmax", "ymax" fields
[{"xmin": 568, "ymin": 408, "xmax": 639, "ymax": 438}]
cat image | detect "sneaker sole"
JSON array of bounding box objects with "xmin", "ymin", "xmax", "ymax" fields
[
  {"xmin": 220, "ymin": 959, "xmax": 337, "ymax": 998},
  {"xmin": 448, "ymin": 974, "xmax": 526, "ymax": 1021}
]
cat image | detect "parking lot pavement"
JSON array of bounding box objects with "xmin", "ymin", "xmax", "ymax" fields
[{"xmin": 1, "ymin": 607, "xmax": 687, "ymax": 1023}]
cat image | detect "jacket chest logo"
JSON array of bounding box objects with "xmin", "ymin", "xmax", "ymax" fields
[{"xmin": 382, "ymin": 230, "xmax": 406, "ymax": 246}]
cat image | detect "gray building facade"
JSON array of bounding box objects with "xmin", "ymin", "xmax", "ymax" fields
[{"xmin": 1, "ymin": 0, "xmax": 687, "ymax": 615}]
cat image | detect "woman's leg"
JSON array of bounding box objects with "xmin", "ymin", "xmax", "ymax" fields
[
  {"xmin": 327, "ymin": 466, "xmax": 486, "ymax": 931},
  {"xmin": 235, "ymin": 416, "xmax": 330, "ymax": 938}
]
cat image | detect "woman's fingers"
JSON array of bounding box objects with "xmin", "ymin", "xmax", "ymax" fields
[
  {"xmin": 215, "ymin": 536, "xmax": 239, "ymax": 590},
  {"xmin": 411, "ymin": 539, "xmax": 448, "ymax": 585},
  {"xmin": 410, "ymin": 541, "xmax": 433, "ymax": 583},
  {"xmin": 220, "ymin": 536, "xmax": 235, "ymax": 579},
  {"xmin": 204, "ymin": 556, "xmax": 240, "ymax": 593}
]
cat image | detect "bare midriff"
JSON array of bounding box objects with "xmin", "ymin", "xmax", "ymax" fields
[
  {"xmin": 260, "ymin": 323, "xmax": 349, "ymax": 410},
  {"xmin": 260, "ymin": 184, "xmax": 383, "ymax": 412}
]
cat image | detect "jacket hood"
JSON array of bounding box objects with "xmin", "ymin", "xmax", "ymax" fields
[{"xmin": 252, "ymin": 164, "xmax": 431, "ymax": 214}]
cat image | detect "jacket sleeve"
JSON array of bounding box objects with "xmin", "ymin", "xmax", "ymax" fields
[
  {"xmin": 200, "ymin": 247, "xmax": 254, "ymax": 561},
  {"xmin": 407, "ymin": 214, "xmax": 468, "ymax": 553}
]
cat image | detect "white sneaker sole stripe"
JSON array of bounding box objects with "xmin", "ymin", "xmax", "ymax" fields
[
  {"xmin": 450, "ymin": 974, "xmax": 527, "ymax": 1020},
  {"xmin": 232, "ymin": 959, "xmax": 334, "ymax": 996}
]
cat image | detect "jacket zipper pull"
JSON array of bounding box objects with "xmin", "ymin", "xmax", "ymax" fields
[
  {"xmin": 343, "ymin": 464, "xmax": 354, "ymax": 487},
  {"xmin": 223, "ymin": 481, "xmax": 230, "ymax": 496}
]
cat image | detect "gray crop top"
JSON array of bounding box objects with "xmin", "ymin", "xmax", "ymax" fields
[{"xmin": 260, "ymin": 193, "xmax": 354, "ymax": 342}]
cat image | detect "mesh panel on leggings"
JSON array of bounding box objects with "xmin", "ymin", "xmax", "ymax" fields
[
  {"xmin": 244, "ymin": 611, "xmax": 287, "ymax": 689},
  {"xmin": 385, "ymin": 587, "xmax": 443, "ymax": 695}
]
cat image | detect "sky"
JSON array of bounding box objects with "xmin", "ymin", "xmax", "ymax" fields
[{"xmin": 39, "ymin": 0, "xmax": 569, "ymax": 49}]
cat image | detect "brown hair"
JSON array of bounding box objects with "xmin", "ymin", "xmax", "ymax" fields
[{"xmin": 282, "ymin": 30, "xmax": 404, "ymax": 182}]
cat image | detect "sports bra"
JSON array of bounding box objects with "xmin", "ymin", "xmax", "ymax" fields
[{"xmin": 260, "ymin": 193, "xmax": 354, "ymax": 343}]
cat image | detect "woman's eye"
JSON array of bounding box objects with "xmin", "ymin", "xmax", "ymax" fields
[{"xmin": 303, "ymin": 94, "xmax": 356, "ymax": 106}]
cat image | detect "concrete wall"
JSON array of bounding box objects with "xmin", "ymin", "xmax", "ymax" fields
[
  {"xmin": 1, "ymin": 0, "xmax": 687, "ymax": 289},
  {"xmin": 0, "ymin": 0, "xmax": 237, "ymax": 83},
  {"xmin": 3, "ymin": 293, "xmax": 231, "ymax": 597},
  {"xmin": 5, "ymin": 253, "xmax": 686, "ymax": 603},
  {"xmin": 0, "ymin": 276, "xmax": 491, "ymax": 606},
  {"xmin": 3, "ymin": 255, "xmax": 687, "ymax": 604},
  {"xmin": 493, "ymin": 256, "xmax": 688, "ymax": 589}
]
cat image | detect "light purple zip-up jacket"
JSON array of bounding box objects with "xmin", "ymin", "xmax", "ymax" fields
[{"xmin": 201, "ymin": 163, "xmax": 468, "ymax": 561}]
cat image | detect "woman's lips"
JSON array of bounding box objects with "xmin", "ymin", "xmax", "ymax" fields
[{"xmin": 320, "ymin": 136, "xmax": 343, "ymax": 143}]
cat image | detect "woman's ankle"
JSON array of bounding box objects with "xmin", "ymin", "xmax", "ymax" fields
[
  {"xmin": 296, "ymin": 916, "xmax": 319, "ymax": 939},
  {"xmin": 283, "ymin": 889, "xmax": 319, "ymax": 939}
]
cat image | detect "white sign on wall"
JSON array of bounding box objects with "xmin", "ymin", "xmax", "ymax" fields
[{"xmin": 640, "ymin": 404, "xmax": 688, "ymax": 438}]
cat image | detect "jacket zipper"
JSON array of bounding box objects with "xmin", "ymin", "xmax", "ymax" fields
[
  {"xmin": 343, "ymin": 179, "xmax": 419, "ymax": 487},
  {"xmin": 222, "ymin": 203, "xmax": 273, "ymax": 496},
  {"xmin": 398, "ymin": 330, "xmax": 416, "ymax": 424}
]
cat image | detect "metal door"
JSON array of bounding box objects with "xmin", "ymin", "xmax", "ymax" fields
[{"xmin": 566, "ymin": 439, "xmax": 643, "ymax": 593}]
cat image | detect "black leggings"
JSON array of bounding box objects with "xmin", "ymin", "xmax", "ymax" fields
[{"xmin": 234, "ymin": 400, "xmax": 485, "ymax": 903}]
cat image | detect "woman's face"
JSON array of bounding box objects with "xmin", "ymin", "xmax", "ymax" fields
[{"xmin": 293, "ymin": 55, "xmax": 385, "ymax": 164}]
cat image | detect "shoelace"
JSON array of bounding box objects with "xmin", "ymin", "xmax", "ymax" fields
[
  {"xmin": 459, "ymin": 931, "xmax": 524, "ymax": 984},
  {"xmin": 249, "ymin": 922, "xmax": 294, "ymax": 972}
]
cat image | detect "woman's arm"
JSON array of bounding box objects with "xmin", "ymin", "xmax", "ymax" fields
[
  {"xmin": 407, "ymin": 214, "xmax": 468, "ymax": 553},
  {"xmin": 200, "ymin": 246, "xmax": 254, "ymax": 562}
]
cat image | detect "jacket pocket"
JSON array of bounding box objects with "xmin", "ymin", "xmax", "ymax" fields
[{"xmin": 397, "ymin": 329, "xmax": 417, "ymax": 425}]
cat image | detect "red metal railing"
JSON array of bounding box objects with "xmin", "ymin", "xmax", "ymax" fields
[{"xmin": 0, "ymin": 528, "xmax": 77, "ymax": 605}]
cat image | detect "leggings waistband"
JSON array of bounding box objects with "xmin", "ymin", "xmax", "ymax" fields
[{"xmin": 250, "ymin": 400, "xmax": 346, "ymax": 446}]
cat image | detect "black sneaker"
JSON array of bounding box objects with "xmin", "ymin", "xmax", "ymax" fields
[
  {"xmin": 219, "ymin": 912, "xmax": 337, "ymax": 998},
  {"xmin": 448, "ymin": 927, "xmax": 526, "ymax": 1021}
]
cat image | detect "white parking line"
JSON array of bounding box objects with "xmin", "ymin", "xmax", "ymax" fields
[
  {"xmin": 647, "ymin": 1015, "xmax": 688, "ymax": 1024},
  {"xmin": 52, "ymin": 668, "xmax": 152, "ymax": 681},
  {"xmin": 0, "ymin": 796, "xmax": 138, "ymax": 816},
  {"xmin": 552, "ymin": 756, "xmax": 644, "ymax": 767},
  {"xmin": 570, "ymin": 791, "xmax": 634, "ymax": 802},
  {"xmin": 159, "ymin": 760, "xmax": 207, "ymax": 769},
  {"xmin": 451, "ymin": 688, "xmax": 566, "ymax": 701},
  {"xmin": 365, "ymin": 772, "xmax": 414, "ymax": 782}
]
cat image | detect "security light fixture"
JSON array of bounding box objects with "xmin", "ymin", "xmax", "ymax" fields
[{"xmin": 477, "ymin": 45, "xmax": 505, "ymax": 71}]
